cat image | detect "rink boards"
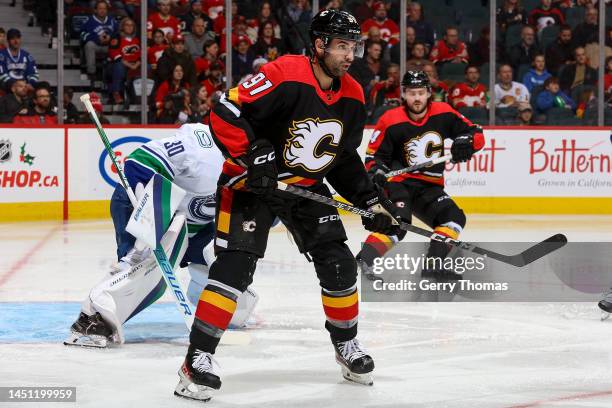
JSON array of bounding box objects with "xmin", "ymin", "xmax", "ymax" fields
[{"xmin": 0, "ymin": 125, "xmax": 611, "ymax": 221}]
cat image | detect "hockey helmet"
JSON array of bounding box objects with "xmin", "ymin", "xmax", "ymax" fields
[
  {"xmin": 401, "ymin": 70, "xmax": 431, "ymax": 92},
  {"xmin": 309, "ymin": 9, "xmax": 364, "ymax": 58}
]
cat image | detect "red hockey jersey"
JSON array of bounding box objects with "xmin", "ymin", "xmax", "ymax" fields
[
  {"xmin": 108, "ymin": 35, "xmax": 141, "ymax": 63},
  {"xmin": 147, "ymin": 13, "xmax": 181, "ymax": 39},
  {"xmin": 449, "ymin": 82, "xmax": 487, "ymax": 109},
  {"xmin": 361, "ymin": 18, "xmax": 400, "ymax": 45}
]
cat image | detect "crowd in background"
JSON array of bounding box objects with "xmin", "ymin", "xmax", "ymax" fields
[{"xmin": 1, "ymin": 0, "xmax": 611, "ymax": 125}]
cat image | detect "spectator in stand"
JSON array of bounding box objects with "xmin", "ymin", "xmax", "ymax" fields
[
  {"xmin": 253, "ymin": 21, "xmax": 284, "ymax": 62},
  {"xmin": 369, "ymin": 63, "xmax": 401, "ymax": 109},
  {"xmin": 361, "ymin": 2, "xmax": 399, "ymax": 46},
  {"xmin": 496, "ymin": 0, "xmax": 527, "ymax": 35},
  {"xmin": 232, "ymin": 35, "xmax": 256, "ymax": 84},
  {"xmin": 194, "ymin": 39, "xmax": 222, "ymax": 80},
  {"xmin": 214, "ymin": 1, "xmax": 239, "ymax": 43},
  {"xmin": 528, "ymin": 0, "xmax": 564, "ymax": 34},
  {"xmin": 156, "ymin": 34, "xmax": 197, "ymax": 86},
  {"xmin": 390, "ymin": 26, "xmax": 416, "ymax": 65},
  {"xmin": 406, "ymin": 42, "xmax": 429, "ymax": 68},
  {"xmin": 238, "ymin": 57, "xmax": 268, "ymax": 85},
  {"xmin": 63, "ymin": 87, "xmax": 79, "ymax": 124},
  {"xmin": 0, "ymin": 79, "xmax": 28, "ymax": 122},
  {"xmin": 468, "ymin": 26, "xmax": 501, "ymax": 67},
  {"xmin": 203, "ymin": 0, "xmax": 224, "ymax": 20},
  {"xmin": 148, "ymin": 29, "xmax": 168, "ymax": 73},
  {"xmin": 81, "ymin": 1, "xmax": 118, "ymax": 80},
  {"xmin": 605, "ymin": 56, "xmax": 612, "ymax": 103},
  {"xmin": 184, "ymin": 17, "xmax": 213, "ymax": 58},
  {"xmin": 449, "ymin": 65, "xmax": 487, "ymax": 109},
  {"xmin": 190, "ymin": 84, "xmax": 212, "ymax": 123},
  {"xmin": 494, "ymin": 63, "xmax": 530, "ymax": 108},
  {"xmin": 572, "ymin": 5, "xmax": 598, "ymax": 48},
  {"xmin": 349, "ymin": 40, "xmax": 389, "ymax": 93},
  {"xmin": 77, "ymin": 92, "xmax": 110, "ymax": 124},
  {"xmin": 247, "ymin": 1, "xmax": 281, "ymax": 40},
  {"xmin": 200, "ymin": 61, "xmax": 224, "ymax": 96},
  {"xmin": 286, "ymin": 0, "xmax": 312, "ymax": 25},
  {"xmin": 155, "ymin": 63, "xmax": 190, "ymax": 121},
  {"xmin": 406, "ymin": 1, "xmax": 434, "ymax": 51},
  {"xmin": 0, "ymin": 28, "xmax": 6, "ymax": 49},
  {"xmin": 507, "ymin": 25, "xmax": 540, "ymax": 72},
  {"xmin": 13, "ymin": 84, "xmax": 56, "ymax": 125},
  {"xmin": 559, "ymin": 46, "xmax": 597, "ymax": 93},
  {"xmin": 523, "ymin": 53, "xmax": 551, "ymax": 92},
  {"xmin": 364, "ymin": 26, "xmax": 389, "ymax": 60},
  {"xmin": 429, "ymin": 27, "xmax": 469, "ymax": 67},
  {"xmin": 0, "ymin": 29, "xmax": 39, "ymax": 92},
  {"xmin": 516, "ymin": 102, "xmax": 534, "ymax": 125},
  {"xmin": 422, "ymin": 62, "xmax": 448, "ymax": 102},
  {"xmin": 180, "ymin": 0, "xmax": 214, "ymax": 35},
  {"xmin": 108, "ymin": 17, "xmax": 141, "ymax": 106},
  {"xmin": 545, "ymin": 24, "xmax": 574, "ymax": 76},
  {"xmin": 147, "ymin": 0, "xmax": 181, "ymax": 42},
  {"xmin": 354, "ymin": 0, "xmax": 375, "ymax": 23},
  {"xmin": 535, "ymin": 76, "xmax": 576, "ymax": 113}
]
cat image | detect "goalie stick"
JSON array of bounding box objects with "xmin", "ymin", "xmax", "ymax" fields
[
  {"xmin": 79, "ymin": 96, "xmax": 251, "ymax": 345},
  {"xmin": 277, "ymin": 182, "xmax": 567, "ymax": 267}
]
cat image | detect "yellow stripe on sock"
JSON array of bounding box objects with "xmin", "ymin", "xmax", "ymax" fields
[
  {"xmin": 199, "ymin": 290, "xmax": 237, "ymax": 314},
  {"xmin": 321, "ymin": 291, "xmax": 358, "ymax": 308},
  {"xmin": 434, "ymin": 226, "xmax": 459, "ymax": 239}
]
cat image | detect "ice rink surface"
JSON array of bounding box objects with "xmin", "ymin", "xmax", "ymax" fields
[{"xmin": 1, "ymin": 214, "xmax": 612, "ymax": 408}]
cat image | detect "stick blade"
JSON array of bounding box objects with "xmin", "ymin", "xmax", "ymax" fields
[{"xmin": 517, "ymin": 233, "xmax": 568, "ymax": 267}]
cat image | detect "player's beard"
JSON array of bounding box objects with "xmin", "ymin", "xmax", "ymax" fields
[
  {"xmin": 406, "ymin": 99, "xmax": 428, "ymax": 115},
  {"xmin": 323, "ymin": 55, "xmax": 349, "ymax": 78}
]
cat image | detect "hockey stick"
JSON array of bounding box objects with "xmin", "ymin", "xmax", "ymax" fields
[
  {"xmin": 276, "ymin": 182, "xmax": 567, "ymax": 267},
  {"xmin": 80, "ymin": 94, "xmax": 195, "ymax": 329},
  {"xmin": 384, "ymin": 154, "xmax": 452, "ymax": 178}
]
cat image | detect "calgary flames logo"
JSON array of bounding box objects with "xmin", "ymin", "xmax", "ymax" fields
[
  {"xmin": 404, "ymin": 131, "xmax": 443, "ymax": 166},
  {"xmin": 284, "ymin": 118, "xmax": 343, "ymax": 172}
]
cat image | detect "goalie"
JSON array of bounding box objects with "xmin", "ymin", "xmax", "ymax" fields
[{"xmin": 65, "ymin": 123, "xmax": 258, "ymax": 348}]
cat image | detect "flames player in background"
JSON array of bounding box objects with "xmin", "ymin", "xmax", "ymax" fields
[
  {"xmin": 173, "ymin": 9, "xmax": 406, "ymax": 402},
  {"xmin": 356, "ymin": 71, "xmax": 485, "ymax": 280}
]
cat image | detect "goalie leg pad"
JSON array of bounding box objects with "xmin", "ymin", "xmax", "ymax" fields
[{"xmin": 83, "ymin": 214, "xmax": 189, "ymax": 343}]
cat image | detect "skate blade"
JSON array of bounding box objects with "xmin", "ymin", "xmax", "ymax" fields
[
  {"xmin": 174, "ymin": 369, "xmax": 214, "ymax": 402},
  {"xmin": 601, "ymin": 311, "xmax": 610, "ymax": 321},
  {"xmin": 336, "ymin": 359, "xmax": 373, "ymax": 386},
  {"xmin": 63, "ymin": 332, "xmax": 108, "ymax": 348},
  {"xmin": 340, "ymin": 366, "xmax": 373, "ymax": 386}
]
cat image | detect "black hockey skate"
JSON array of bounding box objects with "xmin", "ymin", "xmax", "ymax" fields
[
  {"xmin": 174, "ymin": 345, "xmax": 221, "ymax": 402},
  {"xmin": 64, "ymin": 312, "xmax": 113, "ymax": 348},
  {"xmin": 357, "ymin": 257, "xmax": 383, "ymax": 282},
  {"xmin": 333, "ymin": 338, "xmax": 374, "ymax": 386},
  {"xmin": 598, "ymin": 288, "xmax": 612, "ymax": 320}
]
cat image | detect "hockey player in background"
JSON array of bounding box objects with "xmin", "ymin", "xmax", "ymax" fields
[
  {"xmin": 173, "ymin": 9, "xmax": 406, "ymax": 402},
  {"xmin": 356, "ymin": 71, "xmax": 485, "ymax": 280},
  {"xmin": 64, "ymin": 123, "xmax": 258, "ymax": 348}
]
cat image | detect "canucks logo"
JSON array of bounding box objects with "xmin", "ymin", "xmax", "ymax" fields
[
  {"xmin": 188, "ymin": 194, "xmax": 216, "ymax": 222},
  {"xmin": 0, "ymin": 139, "xmax": 11, "ymax": 163}
]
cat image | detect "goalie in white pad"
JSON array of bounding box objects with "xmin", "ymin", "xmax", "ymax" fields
[{"xmin": 65, "ymin": 124, "xmax": 258, "ymax": 348}]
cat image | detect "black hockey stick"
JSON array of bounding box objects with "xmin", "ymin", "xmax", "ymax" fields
[
  {"xmin": 384, "ymin": 154, "xmax": 452, "ymax": 178},
  {"xmin": 276, "ymin": 182, "xmax": 567, "ymax": 267}
]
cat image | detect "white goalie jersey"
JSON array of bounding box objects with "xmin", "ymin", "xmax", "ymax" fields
[{"xmin": 124, "ymin": 123, "xmax": 225, "ymax": 228}]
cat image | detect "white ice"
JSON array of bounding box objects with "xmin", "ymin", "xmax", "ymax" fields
[{"xmin": 1, "ymin": 215, "xmax": 612, "ymax": 407}]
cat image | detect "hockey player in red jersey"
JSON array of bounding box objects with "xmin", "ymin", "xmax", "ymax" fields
[
  {"xmin": 356, "ymin": 70, "xmax": 485, "ymax": 280},
  {"xmin": 173, "ymin": 9, "xmax": 406, "ymax": 401}
]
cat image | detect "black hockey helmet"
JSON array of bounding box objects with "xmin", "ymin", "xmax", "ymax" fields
[
  {"xmin": 309, "ymin": 9, "xmax": 364, "ymax": 58},
  {"xmin": 401, "ymin": 70, "xmax": 431, "ymax": 92}
]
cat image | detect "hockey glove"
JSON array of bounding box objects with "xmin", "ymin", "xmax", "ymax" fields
[
  {"xmin": 367, "ymin": 160, "xmax": 390, "ymax": 188},
  {"xmin": 245, "ymin": 139, "xmax": 278, "ymax": 195},
  {"xmin": 450, "ymin": 134, "xmax": 476, "ymax": 163},
  {"xmin": 360, "ymin": 188, "xmax": 404, "ymax": 236}
]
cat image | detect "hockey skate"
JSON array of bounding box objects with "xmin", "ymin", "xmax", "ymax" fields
[
  {"xmin": 174, "ymin": 345, "xmax": 221, "ymax": 402},
  {"xmin": 333, "ymin": 338, "xmax": 374, "ymax": 386},
  {"xmin": 64, "ymin": 312, "xmax": 113, "ymax": 348},
  {"xmin": 598, "ymin": 288, "xmax": 612, "ymax": 321},
  {"xmin": 357, "ymin": 257, "xmax": 383, "ymax": 282}
]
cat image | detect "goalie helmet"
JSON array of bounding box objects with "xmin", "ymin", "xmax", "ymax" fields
[{"xmin": 401, "ymin": 70, "xmax": 431, "ymax": 92}]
